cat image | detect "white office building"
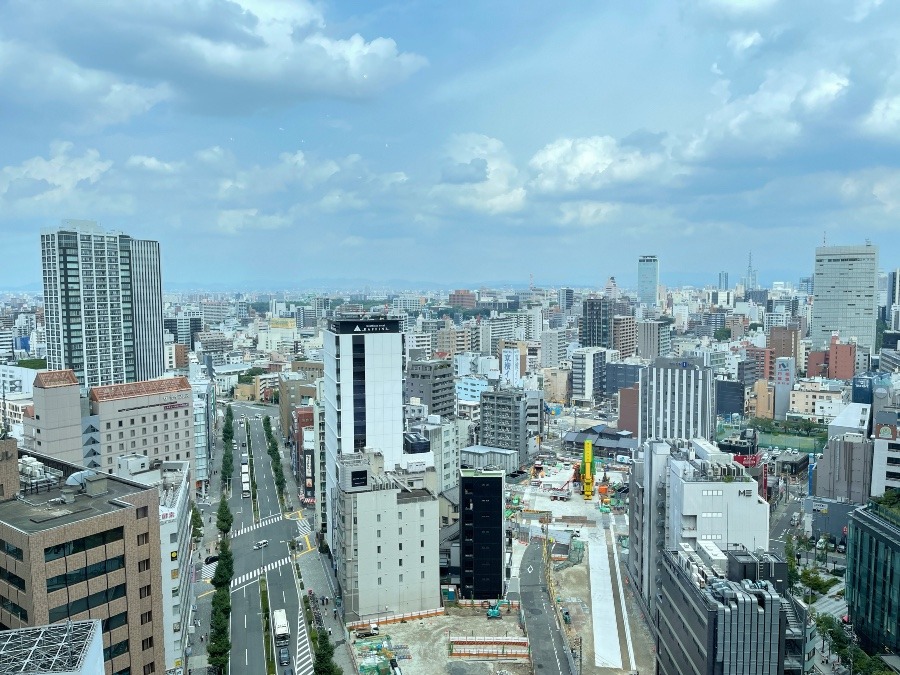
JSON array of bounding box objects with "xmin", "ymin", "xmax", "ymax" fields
[
  {"xmin": 115, "ymin": 457, "xmax": 193, "ymax": 672},
  {"xmin": 638, "ymin": 357, "xmax": 716, "ymax": 444},
  {"xmin": 41, "ymin": 220, "xmax": 164, "ymax": 390},
  {"xmin": 810, "ymin": 244, "xmax": 878, "ymax": 353},
  {"xmin": 540, "ymin": 329, "xmax": 569, "ymax": 368},
  {"xmin": 324, "ymin": 317, "xmax": 404, "ymax": 541}
]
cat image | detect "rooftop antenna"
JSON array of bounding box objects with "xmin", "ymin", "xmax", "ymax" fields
[
  {"xmin": 1, "ymin": 380, "xmax": 7, "ymax": 440},
  {"xmin": 823, "ymin": 230, "xmax": 827, "ymax": 246}
]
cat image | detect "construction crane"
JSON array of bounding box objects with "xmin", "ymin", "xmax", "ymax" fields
[{"xmin": 582, "ymin": 441, "xmax": 594, "ymax": 500}]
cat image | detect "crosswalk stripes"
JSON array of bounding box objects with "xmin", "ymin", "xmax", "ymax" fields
[
  {"xmin": 230, "ymin": 556, "xmax": 292, "ymax": 588},
  {"xmin": 200, "ymin": 562, "xmax": 216, "ymax": 580},
  {"xmin": 296, "ymin": 519, "xmax": 312, "ymax": 537},
  {"xmin": 231, "ymin": 514, "xmax": 282, "ymax": 539},
  {"xmin": 294, "ymin": 595, "xmax": 315, "ymax": 675}
]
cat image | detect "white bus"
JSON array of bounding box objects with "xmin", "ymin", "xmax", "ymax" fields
[
  {"xmin": 241, "ymin": 477, "xmax": 251, "ymax": 498},
  {"xmin": 272, "ymin": 609, "xmax": 290, "ymax": 646}
]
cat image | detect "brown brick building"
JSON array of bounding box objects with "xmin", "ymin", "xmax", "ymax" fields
[{"xmin": 0, "ymin": 438, "xmax": 165, "ymax": 675}]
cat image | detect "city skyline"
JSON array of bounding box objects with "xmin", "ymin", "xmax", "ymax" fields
[{"xmin": 1, "ymin": 2, "xmax": 900, "ymax": 287}]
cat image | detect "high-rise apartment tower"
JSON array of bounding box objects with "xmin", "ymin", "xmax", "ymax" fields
[{"xmin": 41, "ymin": 221, "xmax": 164, "ymax": 389}]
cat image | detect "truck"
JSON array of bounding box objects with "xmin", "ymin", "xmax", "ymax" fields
[
  {"xmin": 272, "ymin": 609, "xmax": 290, "ymax": 646},
  {"xmin": 354, "ymin": 624, "xmax": 379, "ymax": 639},
  {"xmin": 241, "ymin": 477, "xmax": 251, "ymax": 498}
]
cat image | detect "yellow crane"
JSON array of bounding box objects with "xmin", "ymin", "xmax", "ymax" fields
[{"xmin": 582, "ymin": 441, "xmax": 594, "ymax": 500}]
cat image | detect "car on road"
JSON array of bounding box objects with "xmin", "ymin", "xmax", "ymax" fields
[
  {"xmin": 253, "ymin": 540, "xmax": 269, "ymax": 550},
  {"xmin": 278, "ymin": 648, "xmax": 291, "ymax": 666},
  {"xmin": 205, "ymin": 555, "xmax": 219, "ymax": 564},
  {"xmin": 816, "ymin": 539, "xmax": 826, "ymax": 550},
  {"xmin": 836, "ymin": 543, "xmax": 846, "ymax": 554}
]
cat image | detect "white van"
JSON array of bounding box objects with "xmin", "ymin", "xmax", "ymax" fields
[{"xmin": 790, "ymin": 513, "xmax": 799, "ymax": 526}]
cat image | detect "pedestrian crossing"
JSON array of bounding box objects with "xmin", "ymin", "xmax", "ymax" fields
[
  {"xmin": 230, "ymin": 556, "xmax": 292, "ymax": 588},
  {"xmin": 231, "ymin": 514, "xmax": 282, "ymax": 539},
  {"xmin": 296, "ymin": 519, "xmax": 312, "ymax": 537},
  {"xmin": 295, "ymin": 606, "xmax": 315, "ymax": 675},
  {"xmin": 200, "ymin": 562, "xmax": 217, "ymax": 580}
]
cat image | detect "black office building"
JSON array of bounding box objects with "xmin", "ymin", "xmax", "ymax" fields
[
  {"xmin": 715, "ymin": 378, "xmax": 745, "ymax": 417},
  {"xmin": 581, "ymin": 297, "xmax": 614, "ymax": 348},
  {"xmin": 460, "ymin": 468, "xmax": 505, "ymax": 600}
]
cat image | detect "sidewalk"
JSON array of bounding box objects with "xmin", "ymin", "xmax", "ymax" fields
[{"xmin": 187, "ymin": 421, "xmax": 225, "ymax": 675}]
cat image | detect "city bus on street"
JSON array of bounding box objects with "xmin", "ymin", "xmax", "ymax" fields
[{"xmin": 273, "ymin": 609, "xmax": 290, "ymax": 646}]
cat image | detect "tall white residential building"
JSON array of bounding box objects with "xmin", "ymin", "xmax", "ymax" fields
[
  {"xmin": 540, "ymin": 329, "xmax": 568, "ymax": 368},
  {"xmin": 810, "ymin": 244, "xmax": 878, "ymax": 353},
  {"xmin": 41, "ymin": 220, "xmax": 164, "ymax": 390},
  {"xmin": 571, "ymin": 347, "xmax": 617, "ymax": 406},
  {"xmin": 638, "ymin": 255, "xmax": 660, "ymax": 308},
  {"xmin": 638, "ymin": 357, "xmax": 716, "ymax": 444}
]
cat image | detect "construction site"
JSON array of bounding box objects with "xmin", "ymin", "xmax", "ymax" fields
[{"xmin": 345, "ymin": 440, "xmax": 655, "ymax": 675}]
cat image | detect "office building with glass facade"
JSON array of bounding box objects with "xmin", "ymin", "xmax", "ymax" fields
[{"xmin": 846, "ymin": 498, "xmax": 900, "ymax": 654}]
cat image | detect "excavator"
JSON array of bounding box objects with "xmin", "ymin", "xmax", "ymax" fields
[{"xmin": 486, "ymin": 600, "xmax": 511, "ymax": 618}]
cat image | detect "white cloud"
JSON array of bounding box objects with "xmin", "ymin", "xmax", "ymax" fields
[
  {"xmin": 727, "ymin": 30, "xmax": 763, "ymax": 55},
  {"xmin": 558, "ymin": 201, "xmax": 620, "ymax": 227},
  {"xmin": 2, "ymin": 0, "xmax": 426, "ymax": 117},
  {"xmin": 216, "ymin": 208, "xmax": 288, "ymax": 234},
  {"xmin": 0, "ymin": 39, "xmax": 171, "ymax": 129},
  {"xmin": 125, "ymin": 155, "xmax": 181, "ymax": 173},
  {"xmin": 700, "ymin": 0, "xmax": 780, "ymax": 16},
  {"xmin": 529, "ymin": 136, "xmax": 671, "ymax": 193},
  {"xmin": 861, "ymin": 95, "xmax": 900, "ymax": 136},
  {"xmin": 799, "ymin": 70, "xmax": 850, "ymax": 111},
  {"xmin": 0, "ymin": 142, "xmax": 113, "ymax": 205},
  {"xmin": 433, "ymin": 134, "xmax": 526, "ymax": 214}
]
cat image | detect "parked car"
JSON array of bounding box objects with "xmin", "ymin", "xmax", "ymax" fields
[
  {"xmin": 816, "ymin": 539, "xmax": 826, "ymax": 550},
  {"xmin": 836, "ymin": 543, "xmax": 846, "ymax": 554}
]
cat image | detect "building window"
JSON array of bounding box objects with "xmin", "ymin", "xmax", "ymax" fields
[
  {"xmin": 420, "ymin": 556, "xmax": 425, "ymax": 563},
  {"xmin": 140, "ymin": 585, "xmax": 151, "ymax": 598},
  {"xmin": 399, "ymin": 558, "xmax": 403, "ymax": 567},
  {"xmin": 143, "ymin": 662, "xmax": 156, "ymax": 674},
  {"xmin": 399, "ymin": 574, "xmax": 403, "ymax": 583},
  {"xmin": 141, "ymin": 610, "xmax": 153, "ymax": 625},
  {"xmin": 399, "ymin": 543, "xmax": 402, "ymax": 551},
  {"xmin": 137, "ymin": 533, "xmax": 149, "ymax": 546},
  {"xmin": 138, "ymin": 559, "xmax": 150, "ymax": 572},
  {"xmin": 377, "ymin": 546, "xmax": 381, "ymax": 554},
  {"xmin": 377, "ymin": 577, "xmax": 382, "ymax": 586},
  {"xmin": 136, "ymin": 506, "xmax": 149, "ymax": 519}
]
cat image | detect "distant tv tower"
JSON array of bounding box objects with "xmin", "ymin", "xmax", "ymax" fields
[{"xmin": 746, "ymin": 252, "xmax": 758, "ymax": 291}]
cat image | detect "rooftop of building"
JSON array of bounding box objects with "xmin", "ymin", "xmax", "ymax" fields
[
  {"xmin": 396, "ymin": 487, "xmax": 433, "ymax": 503},
  {"xmin": 0, "ymin": 619, "xmax": 101, "ymax": 673},
  {"xmin": 460, "ymin": 467, "xmax": 505, "ymax": 478},
  {"xmin": 0, "ymin": 449, "xmax": 154, "ymax": 534},
  {"xmin": 33, "ymin": 370, "xmax": 78, "ymax": 389},
  {"xmin": 89, "ymin": 376, "xmax": 191, "ymax": 402},
  {"xmin": 461, "ymin": 444, "xmax": 518, "ymax": 456}
]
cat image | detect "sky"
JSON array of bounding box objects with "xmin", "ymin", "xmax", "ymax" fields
[{"xmin": 2, "ymin": 0, "xmax": 900, "ymax": 291}]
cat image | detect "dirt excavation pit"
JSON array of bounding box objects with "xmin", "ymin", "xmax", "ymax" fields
[{"xmin": 350, "ymin": 608, "xmax": 534, "ymax": 675}]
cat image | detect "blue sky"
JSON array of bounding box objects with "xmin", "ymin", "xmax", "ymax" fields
[{"xmin": 1, "ymin": 0, "xmax": 899, "ymax": 290}]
